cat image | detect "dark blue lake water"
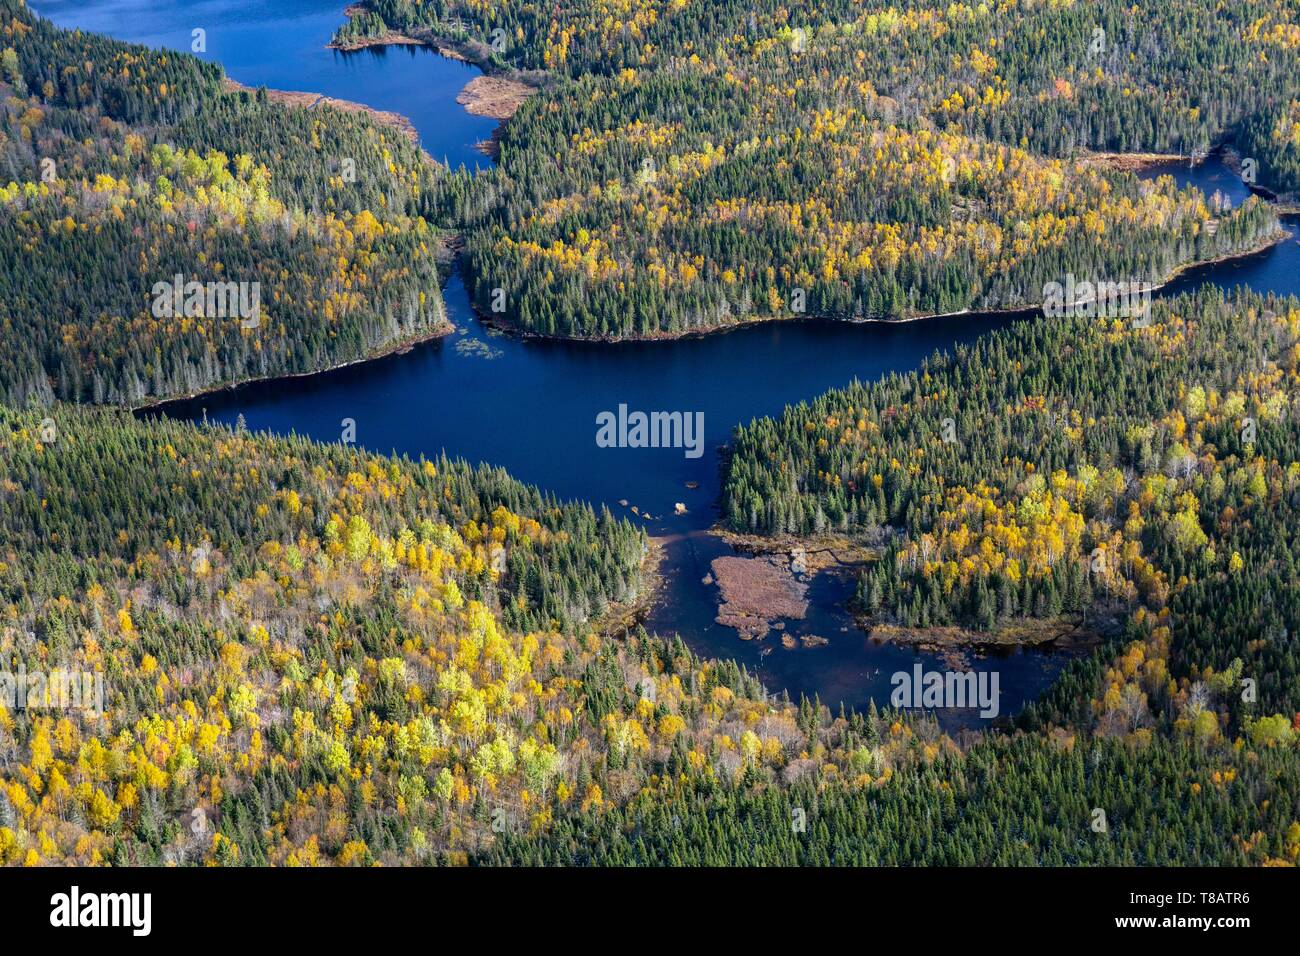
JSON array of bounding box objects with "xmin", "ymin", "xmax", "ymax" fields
[
  {"xmin": 39, "ymin": 0, "xmax": 1300, "ymax": 724},
  {"xmin": 33, "ymin": 0, "xmax": 496, "ymax": 169}
]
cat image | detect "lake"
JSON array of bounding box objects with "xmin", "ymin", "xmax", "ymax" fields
[
  {"xmin": 33, "ymin": 0, "xmax": 497, "ymax": 170},
  {"xmin": 37, "ymin": 0, "xmax": 1300, "ymax": 725}
]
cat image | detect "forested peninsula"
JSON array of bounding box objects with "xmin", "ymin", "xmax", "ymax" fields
[
  {"xmin": 0, "ymin": 1, "xmax": 1296, "ymax": 868},
  {"xmin": 342, "ymin": 0, "xmax": 1298, "ymax": 339},
  {"xmin": 1, "ymin": 392, "xmax": 1297, "ymax": 866},
  {"xmin": 0, "ymin": 2, "xmax": 450, "ymax": 406}
]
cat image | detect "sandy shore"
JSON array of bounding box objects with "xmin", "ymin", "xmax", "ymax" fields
[
  {"xmin": 222, "ymin": 77, "xmax": 419, "ymax": 146},
  {"xmin": 1078, "ymin": 150, "xmax": 1191, "ymax": 172},
  {"xmin": 456, "ymin": 75, "xmax": 537, "ymax": 120},
  {"xmin": 328, "ymin": 31, "xmax": 424, "ymax": 52}
]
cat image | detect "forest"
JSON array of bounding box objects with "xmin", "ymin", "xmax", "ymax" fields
[
  {"xmin": 0, "ymin": 404, "xmax": 651, "ymax": 863},
  {"xmin": 724, "ymin": 286, "xmax": 1300, "ymax": 721},
  {"xmin": 0, "ymin": 0, "xmax": 448, "ymax": 406},
  {"xmin": 342, "ymin": 0, "xmax": 1298, "ymax": 337},
  {"xmin": 483, "ymin": 287, "xmax": 1300, "ymax": 865},
  {"xmin": 0, "ymin": 1, "xmax": 1296, "ymax": 867},
  {"xmin": 1, "ymin": 400, "xmax": 1296, "ymax": 866}
]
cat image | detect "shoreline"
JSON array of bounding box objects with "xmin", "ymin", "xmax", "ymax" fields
[
  {"xmin": 324, "ymin": 6, "xmax": 547, "ymax": 112},
  {"xmin": 321, "ymin": 18, "xmax": 545, "ymax": 160},
  {"xmin": 328, "ymin": 33, "xmax": 423, "ymax": 52},
  {"xmin": 715, "ymin": 527, "xmax": 1107, "ymax": 653},
  {"xmin": 326, "ymin": 24, "xmax": 492, "ymax": 65},
  {"xmin": 1079, "ymin": 149, "xmax": 1192, "ymax": 172},
  {"xmin": 222, "ymin": 77, "xmax": 421, "ymax": 149},
  {"xmin": 594, "ymin": 537, "xmax": 664, "ymax": 639},
  {"xmin": 1088, "ymin": 144, "xmax": 1300, "ymax": 212},
  {"xmin": 455, "ymin": 74, "xmax": 538, "ymax": 121},
  {"xmin": 130, "ymin": 321, "xmax": 455, "ymax": 414},
  {"xmin": 867, "ymin": 619, "xmax": 1104, "ymax": 658},
  {"xmin": 132, "ymin": 223, "xmax": 1292, "ymax": 416},
  {"xmin": 1219, "ymin": 145, "xmax": 1300, "ymax": 213},
  {"xmin": 467, "ymin": 225, "xmax": 1293, "ymax": 345},
  {"xmin": 718, "ymin": 529, "xmax": 881, "ymax": 569},
  {"xmin": 159, "ymin": 17, "xmax": 1299, "ymax": 413},
  {"xmin": 1154, "ymin": 227, "xmax": 1293, "ymax": 287}
]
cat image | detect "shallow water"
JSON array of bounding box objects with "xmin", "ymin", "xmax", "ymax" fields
[
  {"xmin": 41, "ymin": 0, "xmax": 1300, "ymax": 724},
  {"xmin": 33, "ymin": 0, "xmax": 497, "ymax": 169}
]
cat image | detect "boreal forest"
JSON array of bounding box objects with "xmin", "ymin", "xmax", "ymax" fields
[
  {"xmin": 0, "ymin": 0, "xmax": 1296, "ymax": 870},
  {"xmin": 346, "ymin": 0, "xmax": 1297, "ymax": 336}
]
